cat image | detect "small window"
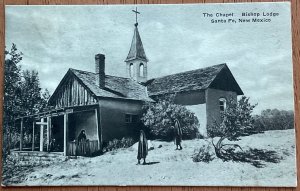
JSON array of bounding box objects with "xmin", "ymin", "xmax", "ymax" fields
[
  {"xmin": 129, "ymin": 63, "xmax": 134, "ymax": 77},
  {"xmin": 139, "ymin": 63, "xmax": 144, "ymax": 77},
  {"xmin": 219, "ymin": 98, "xmax": 227, "ymax": 112},
  {"xmin": 125, "ymin": 114, "xmax": 138, "ymax": 123}
]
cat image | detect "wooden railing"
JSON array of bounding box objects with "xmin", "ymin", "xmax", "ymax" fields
[{"xmin": 67, "ymin": 140, "xmax": 99, "ymax": 156}]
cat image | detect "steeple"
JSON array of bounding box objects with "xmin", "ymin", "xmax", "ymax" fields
[
  {"xmin": 125, "ymin": 7, "xmax": 148, "ymax": 83},
  {"xmin": 125, "ymin": 24, "xmax": 148, "ymax": 62}
]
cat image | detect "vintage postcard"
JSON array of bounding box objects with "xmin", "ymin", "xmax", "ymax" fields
[{"xmin": 2, "ymin": 2, "xmax": 296, "ymax": 187}]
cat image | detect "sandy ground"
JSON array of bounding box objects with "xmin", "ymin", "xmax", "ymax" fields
[{"xmin": 14, "ymin": 129, "xmax": 296, "ymax": 187}]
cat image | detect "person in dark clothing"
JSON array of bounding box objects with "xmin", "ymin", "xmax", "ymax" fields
[
  {"xmin": 174, "ymin": 119, "xmax": 183, "ymax": 150},
  {"xmin": 77, "ymin": 129, "xmax": 87, "ymax": 143},
  {"xmin": 137, "ymin": 130, "xmax": 148, "ymax": 165},
  {"xmin": 77, "ymin": 129, "xmax": 87, "ymax": 155},
  {"xmin": 48, "ymin": 138, "xmax": 56, "ymax": 152}
]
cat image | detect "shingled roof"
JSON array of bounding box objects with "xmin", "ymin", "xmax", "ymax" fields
[
  {"xmin": 70, "ymin": 69, "xmax": 153, "ymax": 102},
  {"xmin": 125, "ymin": 25, "xmax": 148, "ymax": 62},
  {"xmin": 146, "ymin": 63, "xmax": 243, "ymax": 96}
]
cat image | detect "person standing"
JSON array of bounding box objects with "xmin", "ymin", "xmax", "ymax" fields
[
  {"xmin": 77, "ymin": 129, "xmax": 87, "ymax": 155},
  {"xmin": 77, "ymin": 129, "xmax": 87, "ymax": 142},
  {"xmin": 137, "ymin": 130, "xmax": 148, "ymax": 165},
  {"xmin": 174, "ymin": 119, "xmax": 183, "ymax": 150}
]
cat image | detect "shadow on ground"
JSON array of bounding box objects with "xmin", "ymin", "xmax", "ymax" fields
[
  {"xmin": 225, "ymin": 148, "xmax": 282, "ymax": 168},
  {"xmin": 144, "ymin": 161, "xmax": 160, "ymax": 165}
]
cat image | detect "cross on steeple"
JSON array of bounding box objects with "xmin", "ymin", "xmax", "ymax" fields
[{"xmin": 132, "ymin": 7, "xmax": 140, "ymax": 26}]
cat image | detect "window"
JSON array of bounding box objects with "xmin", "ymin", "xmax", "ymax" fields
[
  {"xmin": 139, "ymin": 63, "xmax": 144, "ymax": 77},
  {"xmin": 125, "ymin": 114, "xmax": 138, "ymax": 123},
  {"xmin": 129, "ymin": 63, "xmax": 134, "ymax": 77},
  {"xmin": 219, "ymin": 98, "xmax": 227, "ymax": 112}
]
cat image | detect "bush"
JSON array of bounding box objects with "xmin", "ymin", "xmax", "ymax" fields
[
  {"xmin": 141, "ymin": 95, "xmax": 199, "ymax": 140},
  {"xmin": 253, "ymin": 109, "xmax": 294, "ymax": 131},
  {"xmin": 192, "ymin": 144, "xmax": 214, "ymax": 163},
  {"xmin": 209, "ymin": 96, "xmax": 258, "ymax": 161},
  {"xmin": 208, "ymin": 96, "xmax": 257, "ymax": 138},
  {"xmin": 106, "ymin": 137, "xmax": 134, "ymax": 151}
]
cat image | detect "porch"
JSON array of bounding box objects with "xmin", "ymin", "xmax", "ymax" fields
[{"xmin": 14, "ymin": 104, "xmax": 102, "ymax": 157}]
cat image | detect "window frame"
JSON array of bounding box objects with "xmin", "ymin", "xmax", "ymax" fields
[
  {"xmin": 219, "ymin": 97, "xmax": 227, "ymax": 112},
  {"xmin": 125, "ymin": 114, "xmax": 138, "ymax": 123}
]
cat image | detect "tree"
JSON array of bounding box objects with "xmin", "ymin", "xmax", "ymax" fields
[
  {"xmin": 211, "ymin": 96, "xmax": 257, "ymax": 160},
  {"xmin": 40, "ymin": 89, "xmax": 51, "ymax": 111},
  {"xmin": 4, "ymin": 44, "xmax": 23, "ymax": 155},
  {"xmin": 19, "ymin": 70, "xmax": 51, "ymax": 116},
  {"xmin": 141, "ymin": 95, "xmax": 199, "ymax": 140},
  {"xmin": 254, "ymin": 109, "xmax": 294, "ymax": 131},
  {"xmin": 20, "ymin": 70, "xmax": 43, "ymax": 116},
  {"xmin": 3, "ymin": 44, "xmax": 50, "ymax": 155}
]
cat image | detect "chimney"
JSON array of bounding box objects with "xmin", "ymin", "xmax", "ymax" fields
[{"xmin": 95, "ymin": 54, "xmax": 105, "ymax": 89}]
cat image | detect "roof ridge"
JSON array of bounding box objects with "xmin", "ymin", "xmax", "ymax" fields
[
  {"xmin": 70, "ymin": 68, "xmax": 134, "ymax": 80},
  {"xmin": 106, "ymin": 74, "xmax": 130, "ymax": 80},
  {"xmin": 69, "ymin": 68, "xmax": 95, "ymax": 74},
  {"xmin": 148, "ymin": 63, "xmax": 227, "ymax": 81}
]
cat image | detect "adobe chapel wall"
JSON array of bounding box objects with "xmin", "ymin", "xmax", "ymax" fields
[
  {"xmin": 174, "ymin": 91, "xmax": 206, "ymax": 105},
  {"xmin": 205, "ymin": 88, "xmax": 237, "ymax": 134},
  {"xmin": 99, "ymin": 99, "xmax": 143, "ymax": 143},
  {"xmin": 174, "ymin": 91, "xmax": 207, "ymax": 136}
]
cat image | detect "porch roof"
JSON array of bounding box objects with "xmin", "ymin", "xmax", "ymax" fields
[{"xmin": 15, "ymin": 104, "xmax": 99, "ymax": 121}]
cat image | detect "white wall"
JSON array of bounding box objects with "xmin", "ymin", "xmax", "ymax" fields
[{"xmin": 185, "ymin": 104, "xmax": 207, "ymax": 137}]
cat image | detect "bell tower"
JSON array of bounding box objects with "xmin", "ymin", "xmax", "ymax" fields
[{"xmin": 125, "ymin": 7, "xmax": 148, "ymax": 83}]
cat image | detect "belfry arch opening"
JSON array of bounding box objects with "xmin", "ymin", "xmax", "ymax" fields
[
  {"xmin": 129, "ymin": 63, "xmax": 134, "ymax": 78},
  {"xmin": 139, "ymin": 63, "xmax": 144, "ymax": 77}
]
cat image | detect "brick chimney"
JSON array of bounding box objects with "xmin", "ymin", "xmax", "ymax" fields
[{"xmin": 95, "ymin": 54, "xmax": 105, "ymax": 89}]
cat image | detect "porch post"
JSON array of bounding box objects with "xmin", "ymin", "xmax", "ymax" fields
[
  {"xmin": 95, "ymin": 109, "xmax": 100, "ymax": 150},
  {"xmin": 32, "ymin": 120, "xmax": 35, "ymax": 151},
  {"xmin": 47, "ymin": 117, "xmax": 51, "ymax": 151},
  {"xmin": 20, "ymin": 118, "xmax": 23, "ymax": 151},
  {"xmin": 40, "ymin": 118, "xmax": 44, "ymax": 151},
  {"xmin": 63, "ymin": 113, "xmax": 69, "ymax": 156}
]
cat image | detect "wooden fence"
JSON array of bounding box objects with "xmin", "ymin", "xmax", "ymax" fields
[{"xmin": 67, "ymin": 140, "xmax": 99, "ymax": 156}]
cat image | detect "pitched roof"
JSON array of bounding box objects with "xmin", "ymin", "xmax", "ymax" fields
[
  {"xmin": 70, "ymin": 69, "xmax": 153, "ymax": 102},
  {"xmin": 125, "ymin": 25, "xmax": 148, "ymax": 62},
  {"xmin": 146, "ymin": 63, "xmax": 243, "ymax": 96}
]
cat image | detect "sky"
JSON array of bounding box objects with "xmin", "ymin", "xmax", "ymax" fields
[{"xmin": 5, "ymin": 2, "xmax": 294, "ymax": 114}]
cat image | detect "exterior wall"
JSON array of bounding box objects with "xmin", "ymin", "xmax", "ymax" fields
[
  {"xmin": 174, "ymin": 91, "xmax": 206, "ymax": 105},
  {"xmin": 49, "ymin": 75, "xmax": 97, "ymax": 108},
  {"xmin": 99, "ymin": 99, "xmax": 143, "ymax": 143},
  {"xmin": 126, "ymin": 59, "xmax": 148, "ymax": 82},
  {"xmin": 69, "ymin": 110, "xmax": 98, "ymax": 142},
  {"xmin": 174, "ymin": 91, "xmax": 206, "ymax": 135},
  {"xmin": 185, "ymin": 104, "xmax": 207, "ymax": 136},
  {"xmin": 205, "ymin": 88, "xmax": 237, "ymax": 134}
]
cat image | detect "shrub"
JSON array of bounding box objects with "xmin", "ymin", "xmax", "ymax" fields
[
  {"xmin": 141, "ymin": 95, "xmax": 199, "ymax": 140},
  {"xmin": 253, "ymin": 109, "xmax": 294, "ymax": 131},
  {"xmin": 210, "ymin": 96, "xmax": 257, "ymax": 161},
  {"xmin": 106, "ymin": 137, "xmax": 134, "ymax": 151},
  {"xmin": 192, "ymin": 144, "xmax": 214, "ymax": 163}
]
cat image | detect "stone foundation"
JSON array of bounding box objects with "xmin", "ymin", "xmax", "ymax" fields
[{"xmin": 10, "ymin": 151, "xmax": 65, "ymax": 166}]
